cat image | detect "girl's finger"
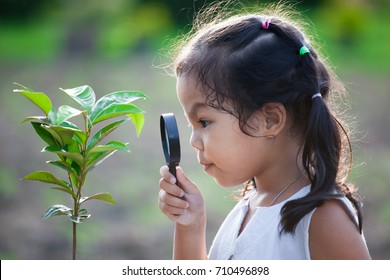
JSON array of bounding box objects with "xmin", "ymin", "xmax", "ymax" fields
[
  {"xmin": 160, "ymin": 165, "xmax": 176, "ymax": 184},
  {"xmin": 159, "ymin": 200, "xmax": 188, "ymax": 216},
  {"xmin": 159, "ymin": 178, "xmax": 184, "ymax": 198},
  {"xmin": 159, "ymin": 189, "xmax": 189, "ymax": 209},
  {"xmin": 176, "ymin": 167, "xmax": 201, "ymax": 195}
]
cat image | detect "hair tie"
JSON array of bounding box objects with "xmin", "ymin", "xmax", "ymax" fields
[
  {"xmin": 262, "ymin": 20, "xmax": 270, "ymax": 29},
  {"xmin": 312, "ymin": 93, "xmax": 322, "ymax": 99},
  {"xmin": 299, "ymin": 45, "xmax": 310, "ymax": 56}
]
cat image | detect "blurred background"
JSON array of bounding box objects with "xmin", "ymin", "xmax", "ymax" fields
[{"xmin": 0, "ymin": 0, "xmax": 389, "ymax": 260}]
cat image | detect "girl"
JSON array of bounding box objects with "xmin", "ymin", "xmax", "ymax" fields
[{"xmin": 158, "ymin": 4, "xmax": 371, "ymax": 260}]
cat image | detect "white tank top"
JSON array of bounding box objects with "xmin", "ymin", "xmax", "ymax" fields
[{"xmin": 208, "ymin": 185, "xmax": 363, "ymax": 260}]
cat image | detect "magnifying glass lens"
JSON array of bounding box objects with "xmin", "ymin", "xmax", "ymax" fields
[{"xmin": 160, "ymin": 113, "xmax": 181, "ymax": 185}]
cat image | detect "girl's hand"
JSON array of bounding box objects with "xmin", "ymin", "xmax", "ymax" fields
[{"xmin": 159, "ymin": 166, "xmax": 205, "ymax": 227}]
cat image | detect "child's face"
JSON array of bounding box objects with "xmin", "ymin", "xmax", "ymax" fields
[{"xmin": 177, "ymin": 75, "xmax": 272, "ymax": 187}]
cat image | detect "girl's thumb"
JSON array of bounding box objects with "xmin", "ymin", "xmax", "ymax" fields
[{"xmin": 176, "ymin": 167, "xmax": 200, "ymax": 195}]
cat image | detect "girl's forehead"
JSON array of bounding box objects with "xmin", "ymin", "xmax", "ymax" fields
[
  {"xmin": 177, "ymin": 75, "xmax": 205, "ymax": 102},
  {"xmin": 177, "ymin": 74, "xmax": 199, "ymax": 92},
  {"xmin": 177, "ymin": 76, "xmax": 214, "ymax": 115},
  {"xmin": 177, "ymin": 74, "xmax": 236, "ymax": 117}
]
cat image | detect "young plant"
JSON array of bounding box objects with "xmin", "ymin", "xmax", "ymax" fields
[{"xmin": 14, "ymin": 83, "xmax": 148, "ymax": 259}]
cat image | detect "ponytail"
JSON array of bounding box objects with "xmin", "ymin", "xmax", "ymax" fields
[{"xmin": 280, "ymin": 67, "xmax": 363, "ymax": 234}]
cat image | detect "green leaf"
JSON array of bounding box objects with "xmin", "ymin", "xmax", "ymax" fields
[
  {"xmin": 23, "ymin": 170, "xmax": 69, "ymax": 189},
  {"xmin": 42, "ymin": 146, "xmax": 84, "ymax": 166},
  {"xmin": 64, "ymin": 141, "xmax": 81, "ymax": 158},
  {"xmin": 21, "ymin": 116, "xmax": 48, "ymax": 124},
  {"xmin": 69, "ymin": 209, "xmax": 91, "ymax": 223},
  {"xmin": 72, "ymin": 133, "xmax": 84, "ymax": 147},
  {"xmin": 90, "ymin": 103, "xmax": 143, "ymax": 125},
  {"xmin": 80, "ymin": 192, "xmax": 115, "ymax": 205},
  {"xmin": 13, "ymin": 86, "xmax": 52, "ymax": 116},
  {"xmin": 69, "ymin": 173, "xmax": 79, "ymax": 189},
  {"xmin": 13, "ymin": 82, "xmax": 34, "ymax": 92},
  {"xmin": 41, "ymin": 125, "xmax": 87, "ymax": 147},
  {"xmin": 41, "ymin": 125, "xmax": 75, "ymax": 147},
  {"xmin": 31, "ymin": 122, "xmax": 58, "ymax": 146},
  {"xmin": 23, "ymin": 110, "xmax": 56, "ymax": 126},
  {"xmin": 96, "ymin": 90, "xmax": 148, "ymax": 107},
  {"xmin": 86, "ymin": 119, "xmax": 129, "ymax": 151},
  {"xmin": 46, "ymin": 160, "xmax": 80, "ymax": 178},
  {"xmin": 66, "ymin": 127, "xmax": 87, "ymax": 144},
  {"xmin": 87, "ymin": 141, "xmax": 129, "ymax": 155},
  {"xmin": 78, "ymin": 209, "xmax": 91, "ymax": 220},
  {"xmin": 60, "ymin": 85, "xmax": 96, "ymax": 112},
  {"xmin": 69, "ymin": 215, "xmax": 90, "ymax": 224},
  {"xmin": 90, "ymin": 90, "xmax": 148, "ymax": 121},
  {"xmin": 57, "ymin": 122, "xmax": 85, "ymax": 146},
  {"xmin": 43, "ymin": 204, "xmax": 72, "ymax": 220},
  {"xmin": 85, "ymin": 150, "xmax": 117, "ymax": 173},
  {"xmin": 56, "ymin": 105, "xmax": 82, "ymax": 125},
  {"xmin": 129, "ymin": 112, "xmax": 145, "ymax": 137},
  {"xmin": 59, "ymin": 120, "xmax": 80, "ymax": 130},
  {"xmin": 48, "ymin": 107, "xmax": 57, "ymax": 124},
  {"xmin": 50, "ymin": 187, "xmax": 77, "ymax": 199}
]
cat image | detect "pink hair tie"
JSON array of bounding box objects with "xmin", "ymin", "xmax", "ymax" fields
[{"xmin": 262, "ymin": 20, "xmax": 270, "ymax": 29}]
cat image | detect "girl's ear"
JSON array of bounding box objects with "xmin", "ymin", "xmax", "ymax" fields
[{"xmin": 252, "ymin": 103, "xmax": 287, "ymax": 137}]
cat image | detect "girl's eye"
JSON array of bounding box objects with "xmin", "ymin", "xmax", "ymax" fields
[{"xmin": 199, "ymin": 120, "xmax": 210, "ymax": 128}]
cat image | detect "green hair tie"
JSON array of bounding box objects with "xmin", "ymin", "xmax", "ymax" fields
[{"xmin": 299, "ymin": 45, "xmax": 310, "ymax": 56}]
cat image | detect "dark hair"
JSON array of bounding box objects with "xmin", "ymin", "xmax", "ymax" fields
[{"xmin": 172, "ymin": 4, "xmax": 362, "ymax": 234}]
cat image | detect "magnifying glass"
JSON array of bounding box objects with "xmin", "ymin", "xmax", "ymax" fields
[{"xmin": 160, "ymin": 113, "xmax": 181, "ymax": 185}]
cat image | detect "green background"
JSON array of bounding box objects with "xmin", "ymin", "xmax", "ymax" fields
[{"xmin": 0, "ymin": 0, "xmax": 389, "ymax": 259}]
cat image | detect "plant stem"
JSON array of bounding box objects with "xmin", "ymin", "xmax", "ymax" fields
[
  {"xmin": 71, "ymin": 112, "xmax": 90, "ymax": 260},
  {"xmin": 72, "ymin": 222, "xmax": 77, "ymax": 260},
  {"xmin": 72, "ymin": 183, "xmax": 80, "ymax": 260}
]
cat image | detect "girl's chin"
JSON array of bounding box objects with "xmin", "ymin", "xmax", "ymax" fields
[
  {"xmin": 213, "ymin": 177, "xmax": 245, "ymax": 188},
  {"xmin": 204, "ymin": 165, "xmax": 246, "ymax": 187}
]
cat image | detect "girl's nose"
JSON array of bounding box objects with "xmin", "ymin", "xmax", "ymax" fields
[{"xmin": 190, "ymin": 130, "xmax": 203, "ymax": 151}]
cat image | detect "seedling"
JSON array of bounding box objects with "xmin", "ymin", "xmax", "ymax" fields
[{"xmin": 14, "ymin": 83, "xmax": 148, "ymax": 259}]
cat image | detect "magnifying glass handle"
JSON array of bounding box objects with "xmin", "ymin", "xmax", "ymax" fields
[{"xmin": 168, "ymin": 163, "xmax": 179, "ymax": 186}]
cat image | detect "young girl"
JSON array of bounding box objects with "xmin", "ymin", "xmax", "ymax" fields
[{"xmin": 158, "ymin": 4, "xmax": 371, "ymax": 260}]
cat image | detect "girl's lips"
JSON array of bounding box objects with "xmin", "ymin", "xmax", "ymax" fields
[{"xmin": 202, "ymin": 163, "xmax": 212, "ymax": 173}]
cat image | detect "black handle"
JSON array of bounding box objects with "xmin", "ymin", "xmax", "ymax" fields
[{"xmin": 168, "ymin": 163, "xmax": 178, "ymax": 186}]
